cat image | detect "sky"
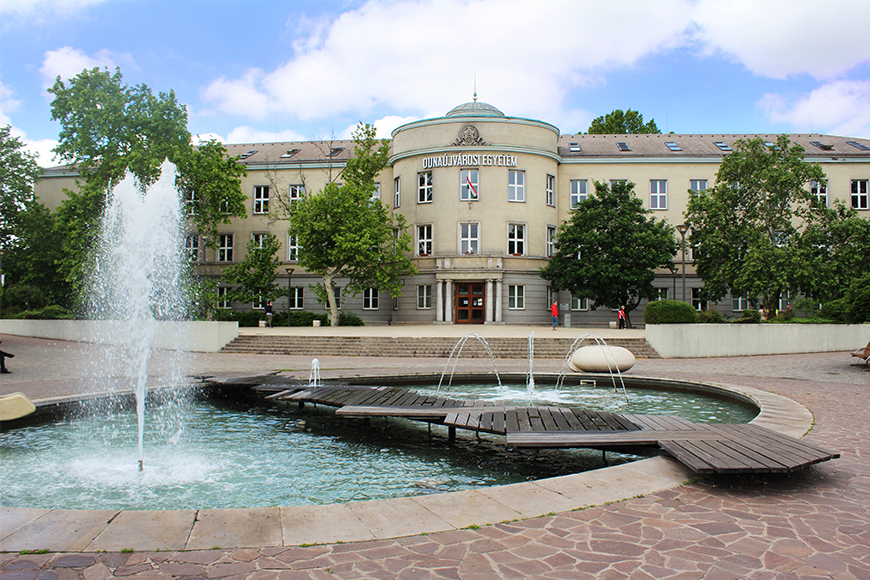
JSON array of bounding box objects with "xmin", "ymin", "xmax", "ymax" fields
[{"xmin": 2, "ymin": 0, "xmax": 870, "ymax": 167}]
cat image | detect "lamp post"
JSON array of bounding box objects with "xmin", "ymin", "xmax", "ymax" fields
[
  {"xmin": 667, "ymin": 264, "xmax": 677, "ymax": 301},
  {"xmin": 676, "ymin": 224, "xmax": 690, "ymax": 303},
  {"xmin": 285, "ymin": 268, "xmax": 294, "ymax": 326}
]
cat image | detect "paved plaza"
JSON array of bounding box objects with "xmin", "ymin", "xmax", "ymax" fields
[{"xmin": 0, "ymin": 328, "xmax": 868, "ymax": 579}]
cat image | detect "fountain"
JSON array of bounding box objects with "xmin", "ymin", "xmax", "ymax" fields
[
  {"xmin": 437, "ymin": 332, "xmax": 502, "ymax": 391},
  {"xmin": 84, "ymin": 160, "xmax": 190, "ymax": 471},
  {"xmin": 309, "ymin": 358, "xmax": 322, "ymax": 387}
]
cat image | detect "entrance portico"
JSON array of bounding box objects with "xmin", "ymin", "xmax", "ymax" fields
[{"xmin": 435, "ymin": 258, "xmax": 504, "ymax": 324}]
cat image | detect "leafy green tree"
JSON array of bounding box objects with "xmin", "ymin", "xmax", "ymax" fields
[
  {"xmin": 0, "ymin": 125, "xmax": 42, "ymax": 251},
  {"xmin": 540, "ymin": 180, "xmax": 676, "ymax": 327},
  {"xmin": 175, "ymin": 139, "xmax": 248, "ymax": 247},
  {"xmin": 2, "ymin": 202, "xmax": 68, "ymax": 306},
  {"xmin": 685, "ymin": 135, "xmax": 827, "ymax": 312},
  {"xmin": 587, "ymin": 109, "xmax": 660, "ymax": 134},
  {"xmin": 286, "ymin": 123, "xmax": 416, "ymax": 326},
  {"xmin": 48, "ymin": 67, "xmax": 248, "ymax": 295},
  {"xmin": 222, "ymin": 234, "xmax": 283, "ymax": 305},
  {"xmin": 844, "ymin": 272, "xmax": 870, "ymax": 323}
]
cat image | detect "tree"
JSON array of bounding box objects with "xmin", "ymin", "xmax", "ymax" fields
[
  {"xmin": 222, "ymin": 234, "xmax": 283, "ymax": 305},
  {"xmin": 587, "ymin": 109, "xmax": 660, "ymax": 134},
  {"xmin": 0, "ymin": 125, "xmax": 41, "ymax": 251},
  {"xmin": 540, "ymin": 180, "xmax": 677, "ymax": 327},
  {"xmin": 286, "ymin": 123, "xmax": 416, "ymax": 326},
  {"xmin": 685, "ymin": 135, "xmax": 827, "ymax": 312},
  {"xmin": 48, "ymin": 67, "xmax": 248, "ymax": 296}
]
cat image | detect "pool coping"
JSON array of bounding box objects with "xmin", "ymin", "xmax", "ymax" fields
[{"xmin": 0, "ymin": 375, "xmax": 813, "ymax": 553}]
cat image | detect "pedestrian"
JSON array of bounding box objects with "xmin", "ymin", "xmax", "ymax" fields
[
  {"xmin": 265, "ymin": 300, "xmax": 273, "ymax": 328},
  {"xmin": 617, "ymin": 306, "xmax": 626, "ymax": 329},
  {"xmin": 550, "ymin": 300, "xmax": 559, "ymax": 330},
  {"xmin": 0, "ymin": 341, "xmax": 14, "ymax": 374}
]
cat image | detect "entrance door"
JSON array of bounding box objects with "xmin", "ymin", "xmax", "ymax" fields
[{"xmin": 455, "ymin": 283, "xmax": 485, "ymax": 324}]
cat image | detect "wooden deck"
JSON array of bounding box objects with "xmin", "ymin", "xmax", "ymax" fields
[{"xmin": 254, "ymin": 383, "xmax": 839, "ymax": 475}]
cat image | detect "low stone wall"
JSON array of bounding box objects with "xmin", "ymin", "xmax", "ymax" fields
[
  {"xmin": 646, "ymin": 323, "xmax": 870, "ymax": 358},
  {"xmin": 0, "ymin": 320, "xmax": 239, "ymax": 353}
]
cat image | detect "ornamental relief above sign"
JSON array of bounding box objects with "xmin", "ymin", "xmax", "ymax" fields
[{"xmin": 452, "ymin": 124, "xmax": 488, "ymax": 146}]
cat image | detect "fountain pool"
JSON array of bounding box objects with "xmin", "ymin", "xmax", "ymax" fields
[{"xmin": 0, "ymin": 378, "xmax": 757, "ymax": 511}]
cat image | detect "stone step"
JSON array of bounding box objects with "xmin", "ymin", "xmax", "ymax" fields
[{"xmin": 220, "ymin": 335, "xmax": 660, "ymax": 359}]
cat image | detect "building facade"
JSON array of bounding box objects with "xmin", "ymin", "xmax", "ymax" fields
[{"xmin": 38, "ymin": 101, "xmax": 870, "ymax": 325}]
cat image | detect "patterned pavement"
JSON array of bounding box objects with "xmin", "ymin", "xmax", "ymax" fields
[{"xmin": 1, "ymin": 333, "xmax": 869, "ymax": 579}]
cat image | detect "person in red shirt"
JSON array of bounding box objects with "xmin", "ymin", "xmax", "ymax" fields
[
  {"xmin": 617, "ymin": 306, "xmax": 626, "ymax": 329},
  {"xmin": 550, "ymin": 301, "xmax": 559, "ymax": 330}
]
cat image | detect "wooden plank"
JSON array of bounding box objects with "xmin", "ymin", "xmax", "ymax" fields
[
  {"xmin": 538, "ymin": 408, "xmax": 560, "ymax": 432},
  {"xmin": 570, "ymin": 409, "xmax": 596, "ymax": 431},
  {"xmin": 492, "ymin": 411, "xmax": 505, "ymax": 434},
  {"xmin": 597, "ymin": 411, "xmax": 629, "ymax": 431},
  {"xmin": 610, "ymin": 413, "xmax": 642, "ymax": 431},
  {"xmin": 657, "ymin": 440, "xmax": 719, "ymax": 473},
  {"xmin": 713, "ymin": 425, "xmax": 838, "ymax": 467},
  {"xmin": 701, "ymin": 436, "xmax": 794, "ymax": 472},
  {"xmin": 527, "ymin": 407, "xmax": 545, "ymax": 431},
  {"xmin": 480, "ymin": 411, "xmax": 493, "ymax": 432},
  {"xmin": 688, "ymin": 439, "xmax": 771, "ymax": 473},
  {"xmin": 560, "ymin": 409, "xmax": 586, "ymax": 431},
  {"xmin": 550, "ymin": 407, "xmax": 574, "ymax": 432},
  {"xmin": 336, "ymin": 405, "xmax": 495, "ymax": 418},
  {"xmin": 505, "ymin": 409, "xmax": 520, "ymax": 433},
  {"xmin": 516, "ymin": 408, "xmax": 533, "ymax": 432},
  {"xmin": 736, "ymin": 424, "xmax": 839, "ymax": 458}
]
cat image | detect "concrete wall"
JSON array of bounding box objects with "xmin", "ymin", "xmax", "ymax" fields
[
  {"xmin": 646, "ymin": 323, "xmax": 870, "ymax": 358},
  {"xmin": 0, "ymin": 320, "xmax": 239, "ymax": 353}
]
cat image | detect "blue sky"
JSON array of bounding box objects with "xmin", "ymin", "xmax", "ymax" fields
[{"xmin": 2, "ymin": 0, "xmax": 870, "ymax": 166}]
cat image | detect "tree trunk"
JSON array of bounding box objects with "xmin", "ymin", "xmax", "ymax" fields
[{"xmin": 322, "ymin": 274, "xmax": 339, "ymax": 327}]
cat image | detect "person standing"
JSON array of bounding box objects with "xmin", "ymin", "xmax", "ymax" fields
[
  {"xmin": 550, "ymin": 301, "xmax": 559, "ymax": 330},
  {"xmin": 617, "ymin": 306, "xmax": 626, "ymax": 329},
  {"xmin": 265, "ymin": 300, "xmax": 273, "ymax": 328}
]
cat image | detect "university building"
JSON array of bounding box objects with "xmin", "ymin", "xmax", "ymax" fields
[{"xmin": 38, "ymin": 100, "xmax": 870, "ymax": 325}]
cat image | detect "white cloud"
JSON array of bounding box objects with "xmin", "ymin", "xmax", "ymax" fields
[
  {"xmin": 337, "ymin": 116, "xmax": 419, "ymax": 140},
  {"xmin": 691, "ymin": 0, "xmax": 870, "ymax": 80},
  {"xmin": 201, "ymin": 0, "xmax": 694, "ymax": 129},
  {"xmin": 759, "ymin": 80, "xmax": 870, "ymax": 138},
  {"xmin": 1, "ymin": 0, "xmax": 108, "ymax": 29},
  {"xmin": 225, "ymin": 126, "xmax": 307, "ymax": 144},
  {"xmin": 39, "ymin": 46, "xmax": 133, "ymax": 90},
  {"xmin": 192, "ymin": 133, "xmax": 224, "ymax": 145}
]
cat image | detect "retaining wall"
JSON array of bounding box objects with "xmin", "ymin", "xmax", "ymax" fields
[
  {"xmin": 646, "ymin": 323, "xmax": 870, "ymax": 358},
  {"xmin": 0, "ymin": 320, "xmax": 239, "ymax": 353}
]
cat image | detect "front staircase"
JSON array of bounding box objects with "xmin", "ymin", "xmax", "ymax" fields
[{"xmin": 220, "ymin": 334, "xmax": 660, "ymax": 359}]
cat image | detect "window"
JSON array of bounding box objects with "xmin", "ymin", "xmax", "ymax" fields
[
  {"xmin": 460, "ymin": 223, "xmax": 479, "ymax": 254},
  {"xmin": 851, "ymin": 179, "xmax": 868, "ymax": 209},
  {"xmin": 288, "ymin": 287, "xmax": 303, "ymax": 309},
  {"xmin": 363, "ymin": 288, "xmax": 379, "ymax": 310},
  {"xmin": 507, "ymin": 223, "xmax": 525, "ymax": 255},
  {"xmin": 253, "ymin": 185, "xmax": 269, "ymax": 214},
  {"xmin": 714, "ymin": 141, "xmax": 733, "ymax": 151},
  {"xmin": 287, "ymin": 235, "xmax": 300, "ymax": 261},
  {"xmin": 665, "ymin": 141, "xmax": 682, "ymax": 151},
  {"xmin": 252, "ymin": 233, "xmax": 268, "ymax": 249},
  {"xmin": 185, "ymin": 234, "xmax": 200, "ymax": 262},
  {"xmin": 617, "ymin": 142, "xmax": 631, "ymax": 151},
  {"xmin": 655, "ymin": 287, "xmax": 669, "ymax": 301},
  {"xmin": 546, "ymin": 226, "xmax": 556, "ymax": 257},
  {"xmin": 809, "ymin": 141, "xmax": 833, "ymax": 151},
  {"xmin": 650, "ymin": 180, "xmax": 667, "ymax": 210},
  {"xmin": 393, "ymin": 177, "xmax": 401, "ymax": 208},
  {"xmin": 460, "ymin": 169, "xmax": 479, "ymax": 201},
  {"xmin": 217, "ymin": 286, "xmax": 230, "ymax": 309},
  {"xmin": 239, "ymin": 150, "xmax": 257, "ymax": 159},
  {"xmin": 417, "ymin": 171, "xmax": 433, "ymax": 203},
  {"xmin": 372, "ymin": 182, "xmax": 381, "ymax": 201},
  {"xmin": 508, "ymin": 285, "xmax": 525, "ymax": 309},
  {"xmin": 417, "ymin": 224, "xmax": 432, "ymax": 256},
  {"xmin": 732, "ymin": 293, "xmax": 750, "ymax": 312},
  {"xmin": 253, "ymin": 294, "xmax": 264, "ymax": 310},
  {"xmin": 568, "ymin": 142, "xmax": 581, "ymax": 152},
  {"xmin": 218, "ymin": 234, "xmax": 234, "ymax": 262},
  {"xmin": 288, "ymin": 185, "xmax": 304, "ymax": 202},
  {"xmin": 692, "ymin": 288, "xmax": 704, "ymax": 311},
  {"xmin": 546, "ymin": 174, "xmax": 555, "ymax": 206},
  {"xmin": 280, "ymin": 149, "xmax": 300, "ymax": 158},
  {"xmin": 846, "ymin": 141, "xmax": 870, "ymax": 151},
  {"xmin": 417, "ymin": 285, "xmax": 432, "ymax": 309},
  {"xmin": 570, "ymin": 179, "xmax": 587, "ymax": 208},
  {"xmin": 690, "ymin": 179, "xmax": 707, "ymax": 192},
  {"xmin": 327, "ymin": 147, "xmax": 344, "ymax": 157},
  {"xmin": 508, "ymin": 170, "xmax": 525, "ymax": 202},
  {"xmin": 184, "ymin": 189, "xmax": 196, "ymax": 215},
  {"xmin": 571, "ymin": 295, "xmax": 590, "ymax": 311},
  {"xmin": 810, "ymin": 181, "xmax": 828, "ymax": 207}
]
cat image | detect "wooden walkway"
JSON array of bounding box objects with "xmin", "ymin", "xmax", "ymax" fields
[{"xmin": 254, "ymin": 383, "xmax": 839, "ymax": 475}]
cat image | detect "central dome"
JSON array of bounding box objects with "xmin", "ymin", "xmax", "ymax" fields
[{"xmin": 445, "ymin": 101, "xmax": 505, "ymax": 118}]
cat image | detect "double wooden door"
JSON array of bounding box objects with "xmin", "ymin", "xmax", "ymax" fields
[{"xmin": 455, "ymin": 283, "xmax": 485, "ymax": 324}]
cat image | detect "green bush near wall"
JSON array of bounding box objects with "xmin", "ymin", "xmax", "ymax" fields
[
  {"xmin": 643, "ymin": 300, "xmax": 698, "ymax": 324},
  {"xmin": 5, "ymin": 305, "xmax": 75, "ymax": 319},
  {"xmin": 211, "ymin": 309, "xmax": 365, "ymax": 327}
]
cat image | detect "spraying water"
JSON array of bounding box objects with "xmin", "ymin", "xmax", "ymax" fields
[{"xmin": 84, "ymin": 160, "xmax": 189, "ymax": 470}]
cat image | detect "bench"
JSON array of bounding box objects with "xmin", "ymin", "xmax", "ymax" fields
[{"xmin": 851, "ymin": 342, "xmax": 870, "ymax": 365}]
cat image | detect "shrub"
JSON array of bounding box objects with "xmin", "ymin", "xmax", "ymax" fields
[
  {"xmin": 735, "ymin": 309, "xmax": 762, "ymax": 324},
  {"xmin": 696, "ymin": 308, "xmax": 726, "ymax": 323},
  {"xmin": 845, "ymin": 272, "xmax": 870, "ymax": 323},
  {"xmin": 643, "ymin": 300, "xmax": 697, "ymax": 324},
  {"xmin": 819, "ymin": 299, "xmax": 850, "ymax": 324},
  {"xmin": 338, "ymin": 311, "xmax": 365, "ymax": 326},
  {"xmin": 8, "ymin": 305, "xmax": 75, "ymax": 319},
  {"xmin": 4, "ymin": 284, "xmax": 48, "ymax": 311}
]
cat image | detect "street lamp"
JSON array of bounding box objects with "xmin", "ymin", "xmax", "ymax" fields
[
  {"xmin": 676, "ymin": 224, "xmax": 691, "ymax": 303},
  {"xmin": 285, "ymin": 268, "xmax": 294, "ymax": 326}
]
